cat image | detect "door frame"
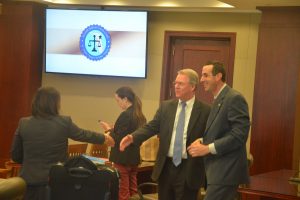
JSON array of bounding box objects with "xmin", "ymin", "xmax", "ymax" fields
[{"xmin": 160, "ymin": 31, "xmax": 236, "ymax": 101}]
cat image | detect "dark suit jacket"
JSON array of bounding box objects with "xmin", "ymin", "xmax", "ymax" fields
[
  {"xmin": 109, "ymin": 106, "xmax": 141, "ymax": 166},
  {"xmin": 131, "ymin": 98, "xmax": 210, "ymax": 189},
  {"xmin": 11, "ymin": 115, "xmax": 105, "ymax": 185},
  {"xmin": 203, "ymin": 85, "xmax": 250, "ymax": 185}
]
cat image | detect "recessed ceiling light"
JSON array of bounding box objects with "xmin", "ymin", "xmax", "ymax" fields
[
  {"xmin": 157, "ymin": 2, "xmax": 179, "ymax": 7},
  {"xmin": 216, "ymin": 1, "xmax": 234, "ymax": 8}
]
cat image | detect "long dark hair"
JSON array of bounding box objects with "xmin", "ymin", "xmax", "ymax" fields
[
  {"xmin": 115, "ymin": 87, "xmax": 146, "ymax": 127},
  {"xmin": 31, "ymin": 87, "xmax": 60, "ymax": 118}
]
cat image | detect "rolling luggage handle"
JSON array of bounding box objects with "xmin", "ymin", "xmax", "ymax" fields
[{"xmin": 68, "ymin": 167, "xmax": 93, "ymax": 178}]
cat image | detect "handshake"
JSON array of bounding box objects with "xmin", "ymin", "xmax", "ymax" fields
[
  {"xmin": 103, "ymin": 134, "xmax": 115, "ymax": 147},
  {"xmin": 99, "ymin": 120, "xmax": 133, "ymax": 150},
  {"xmin": 99, "ymin": 120, "xmax": 115, "ymax": 147},
  {"xmin": 98, "ymin": 120, "xmax": 133, "ymax": 151}
]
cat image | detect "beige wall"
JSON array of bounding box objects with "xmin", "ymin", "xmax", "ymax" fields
[{"xmin": 42, "ymin": 11, "xmax": 261, "ymax": 151}]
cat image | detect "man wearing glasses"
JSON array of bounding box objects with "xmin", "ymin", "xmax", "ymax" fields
[{"xmin": 120, "ymin": 68, "xmax": 210, "ymax": 200}]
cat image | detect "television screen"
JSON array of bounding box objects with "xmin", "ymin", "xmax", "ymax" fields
[{"xmin": 45, "ymin": 8, "xmax": 148, "ymax": 78}]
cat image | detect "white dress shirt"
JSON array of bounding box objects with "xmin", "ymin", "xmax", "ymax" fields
[{"xmin": 168, "ymin": 96, "xmax": 195, "ymax": 159}]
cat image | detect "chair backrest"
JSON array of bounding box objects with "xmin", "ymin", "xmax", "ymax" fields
[
  {"xmin": 68, "ymin": 144, "xmax": 88, "ymax": 158},
  {"xmin": 87, "ymin": 144, "xmax": 108, "ymax": 158},
  {"xmin": 0, "ymin": 168, "xmax": 12, "ymax": 179},
  {"xmin": 4, "ymin": 161, "xmax": 21, "ymax": 178},
  {"xmin": 0, "ymin": 177, "xmax": 26, "ymax": 200}
]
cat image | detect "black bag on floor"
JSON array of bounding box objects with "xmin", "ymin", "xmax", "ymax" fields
[{"xmin": 48, "ymin": 156, "xmax": 119, "ymax": 200}]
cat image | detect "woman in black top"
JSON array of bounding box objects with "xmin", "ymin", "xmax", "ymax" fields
[{"xmin": 100, "ymin": 86, "xmax": 146, "ymax": 200}]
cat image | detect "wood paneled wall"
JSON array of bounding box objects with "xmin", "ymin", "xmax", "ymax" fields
[
  {"xmin": 0, "ymin": 2, "xmax": 45, "ymax": 166},
  {"xmin": 0, "ymin": 3, "xmax": 299, "ymax": 174},
  {"xmin": 250, "ymin": 7, "xmax": 300, "ymax": 174}
]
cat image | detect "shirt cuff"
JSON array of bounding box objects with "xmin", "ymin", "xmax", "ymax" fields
[{"xmin": 208, "ymin": 143, "xmax": 217, "ymax": 154}]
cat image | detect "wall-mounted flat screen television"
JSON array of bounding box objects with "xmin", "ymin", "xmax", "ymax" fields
[{"xmin": 45, "ymin": 8, "xmax": 148, "ymax": 78}]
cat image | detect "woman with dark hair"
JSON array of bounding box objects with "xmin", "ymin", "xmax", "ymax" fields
[
  {"xmin": 11, "ymin": 86, "xmax": 114, "ymax": 200},
  {"xmin": 100, "ymin": 86, "xmax": 146, "ymax": 200}
]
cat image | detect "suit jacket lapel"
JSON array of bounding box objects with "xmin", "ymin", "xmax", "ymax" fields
[
  {"xmin": 205, "ymin": 86, "xmax": 229, "ymax": 133},
  {"xmin": 166, "ymin": 100, "xmax": 179, "ymax": 141},
  {"xmin": 187, "ymin": 100, "xmax": 201, "ymax": 139}
]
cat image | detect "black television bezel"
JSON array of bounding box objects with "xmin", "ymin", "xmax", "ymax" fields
[{"xmin": 44, "ymin": 7, "xmax": 148, "ymax": 79}]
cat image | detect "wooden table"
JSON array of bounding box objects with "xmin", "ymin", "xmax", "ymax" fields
[
  {"xmin": 238, "ymin": 169, "xmax": 300, "ymax": 200},
  {"xmin": 138, "ymin": 161, "xmax": 155, "ymax": 172}
]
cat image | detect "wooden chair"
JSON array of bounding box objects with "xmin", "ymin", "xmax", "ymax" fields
[
  {"xmin": 130, "ymin": 183, "xmax": 204, "ymax": 200},
  {"xmin": 87, "ymin": 144, "xmax": 108, "ymax": 158},
  {"xmin": 0, "ymin": 161, "xmax": 22, "ymax": 178},
  {"xmin": 68, "ymin": 143, "xmax": 88, "ymax": 158},
  {"xmin": 6, "ymin": 161, "xmax": 22, "ymax": 177},
  {"xmin": 0, "ymin": 168, "xmax": 12, "ymax": 179},
  {"xmin": 129, "ymin": 182, "xmax": 158, "ymax": 200}
]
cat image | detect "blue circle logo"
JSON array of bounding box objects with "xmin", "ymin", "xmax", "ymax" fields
[{"xmin": 80, "ymin": 24, "xmax": 111, "ymax": 61}]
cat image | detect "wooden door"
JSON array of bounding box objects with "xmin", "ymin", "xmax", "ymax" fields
[{"xmin": 161, "ymin": 31, "xmax": 236, "ymax": 104}]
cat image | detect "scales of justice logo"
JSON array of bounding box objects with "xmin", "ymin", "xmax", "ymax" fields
[{"xmin": 80, "ymin": 24, "xmax": 111, "ymax": 61}]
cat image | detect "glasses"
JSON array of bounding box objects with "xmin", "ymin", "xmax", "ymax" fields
[{"xmin": 173, "ymin": 81, "xmax": 188, "ymax": 87}]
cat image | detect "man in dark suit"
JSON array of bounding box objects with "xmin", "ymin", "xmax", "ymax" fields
[
  {"xmin": 188, "ymin": 61, "xmax": 250, "ymax": 200},
  {"xmin": 120, "ymin": 69, "xmax": 210, "ymax": 200}
]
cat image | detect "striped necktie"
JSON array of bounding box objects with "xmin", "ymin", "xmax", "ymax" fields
[{"xmin": 173, "ymin": 101, "xmax": 186, "ymax": 166}]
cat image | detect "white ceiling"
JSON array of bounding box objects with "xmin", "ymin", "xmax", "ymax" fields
[{"xmin": 6, "ymin": 0, "xmax": 300, "ymax": 12}]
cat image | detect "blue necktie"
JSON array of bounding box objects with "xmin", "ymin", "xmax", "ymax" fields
[{"xmin": 173, "ymin": 101, "xmax": 186, "ymax": 166}]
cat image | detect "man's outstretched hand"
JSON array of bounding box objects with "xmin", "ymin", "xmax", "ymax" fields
[{"xmin": 120, "ymin": 135, "xmax": 133, "ymax": 151}]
